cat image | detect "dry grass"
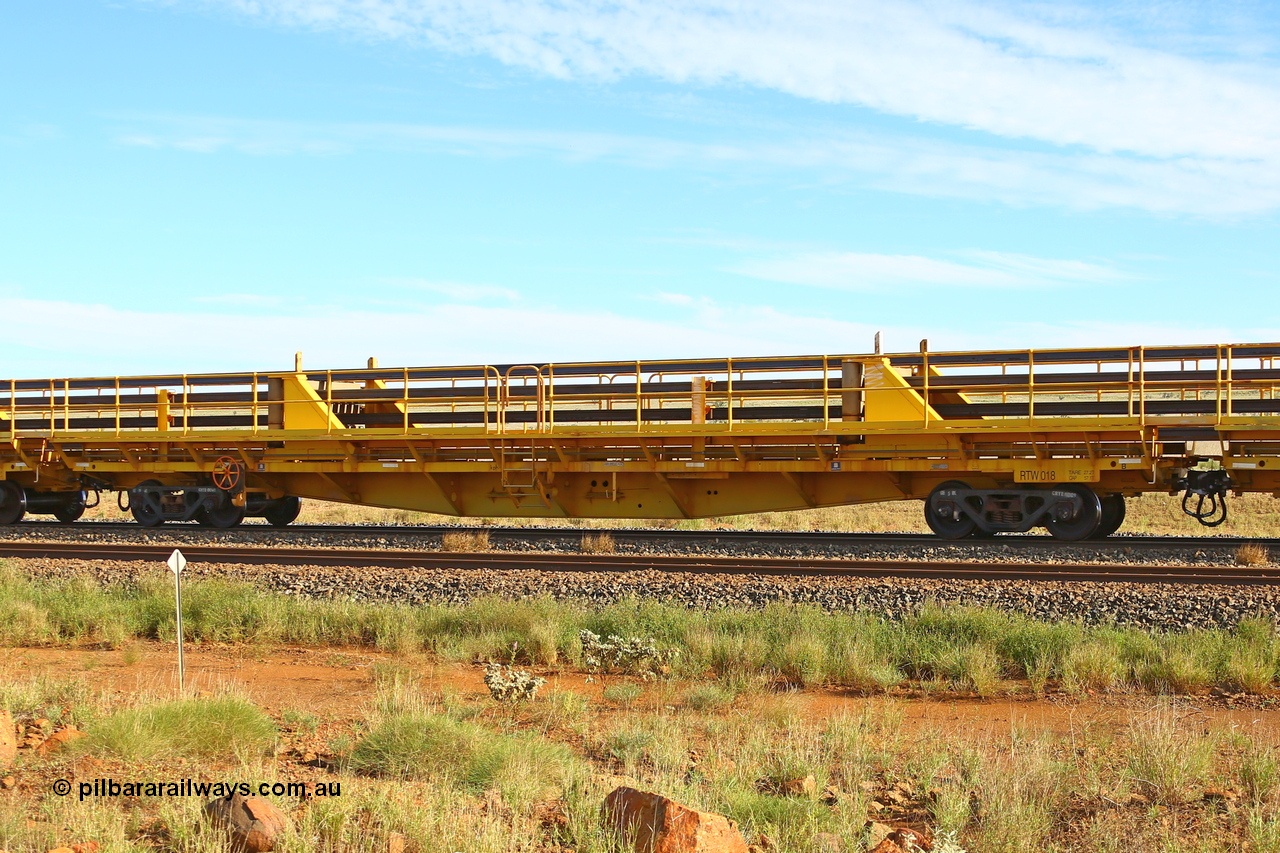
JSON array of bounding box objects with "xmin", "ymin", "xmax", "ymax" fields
[
  {"xmin": 580, "ymin": 532, "xmax": 616, "ymax": 554},
  {"xmin": 441, "ymin": 530, "xmax": 491, "ymax": 552},
  {"xmin": 6, "ymin": 617, "xmax": 1280, "ymax": 851},
  {"xmin": 1238, "ymin": 543, "xmax": 1271, "ymax": 566}
]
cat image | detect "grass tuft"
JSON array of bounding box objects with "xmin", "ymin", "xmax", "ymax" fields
[
  {"xmin": 1237, "ymin": 543, "xmax": 1271, "ymax": 566},
  {"xmin": 348, "ymin": 709, "xmax": 579, "ymax": 805},
  {"xmin": 91, "ymin": 694, "xmax": 277, "ymax": 761},
  {"xmin": 441, "ymin": 530, "xmax": 491, "ymax": 552},
  {"xmin": 1126, "ymin": 704, "xmax": 1212, "ymax": 805},
  {"xmin": 580, "ymin": 532, "xmax": 617, "ymax": 554}
]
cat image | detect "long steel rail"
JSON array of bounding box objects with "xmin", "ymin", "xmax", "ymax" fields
[
  {"xmin": 7, "ymin": 520, "xmax": 1279, "ymax": 551},
  {"xmin": 2, "ymin": 540, "xmax": 1278, "ymax": 584}
]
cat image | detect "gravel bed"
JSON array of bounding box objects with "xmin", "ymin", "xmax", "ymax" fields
[
  {"xmin": 0, "ymin": 523, "xmax": 1257, "ymax": 567},
  {"xmin": 12, "ymin": 557, "xmax": 1280, "ymax": 632}
]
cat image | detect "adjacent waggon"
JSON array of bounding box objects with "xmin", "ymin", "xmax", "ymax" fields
[{"xmin": 2, "ymin": 342, "xmax": 1277, "ymax": 539}]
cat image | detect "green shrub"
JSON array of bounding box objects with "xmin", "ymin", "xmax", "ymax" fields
[
  {"xmin": 1062, "ymin": 641, "xmax": 1124, "ymax": 693},
  {"xmin": 349, "ymin": 710, "xmax": 578, "ymax": 800},
  {"xmin": 602, "ymin": 682, "xmax": 644, "ymax": 708},
  {"xmin": 683, "ymin": 683, "xmax": 735, "ymax": 711},
  {"xmin": 91, "ymin": 695, "xmax": 276, "ymax": 760}
]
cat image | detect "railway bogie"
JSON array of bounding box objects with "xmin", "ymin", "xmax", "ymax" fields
[
  {"xmin": 923, "ymin": 480, "xmax": 1119, "ymax": 540},
  {"xmin": 126, "ymin": 480, "xmax": 302, "ymax": 528},
  {"xmin": 0, "ymin": 483, "xmax": 89, "ymax": 525},
  {"xmin": 4, "ymin": 340, "xmax": 1280, "ymax": 537}
]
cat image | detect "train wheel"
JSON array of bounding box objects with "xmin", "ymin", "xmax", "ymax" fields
[
  {"xmin": 263, "ymin": 496, "xmax": 301, "ymax": 527},
  {"xmin": 52, "ymin": 492, "xmax": 87, "ymax": 524},
  {"xmin": 0, "ymin": 481, "xmax": 26, "ymax": 525},
  {"xmin": 1089, "ymin": 494, "xmax": 1126, "ymax": 539},
  {"xmin": 925, "ymin": 480, "xmax": 978, "ymax": 540},
  {"xmin": 130, "ymin": 480, "xmax": 166, "ymax": 527},
  {"xmin": 202, "ymin": 498, "xmax": 245, "ymax": 529},
  {"xmin": 1046, "ymin": 485, "xmax": 1103, "ymax": 541}
]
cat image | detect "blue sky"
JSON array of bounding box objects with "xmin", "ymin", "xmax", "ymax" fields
[{"xmin": 3, "ymin": 1, "xmax": 1279, "ymax": 377}]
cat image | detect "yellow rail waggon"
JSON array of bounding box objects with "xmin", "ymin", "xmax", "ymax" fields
[{"xmin": 3, "ymin": 342, "xmax": 1278, "ymax": 539}]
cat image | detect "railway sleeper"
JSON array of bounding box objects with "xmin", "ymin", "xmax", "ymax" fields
[
  {"xmin": 925, "ymin": 480, "xmax": 1123, "ymax": 541},
  {"xmin": 126, "ymin": 482, "xmax": 300, "ymax": 529}
]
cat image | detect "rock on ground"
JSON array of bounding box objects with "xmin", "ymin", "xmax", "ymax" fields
[
  {"xmin": 0, "ymin": 710, "xmax": 16, "ymax": 769},
  {"xmin": 202, "ymin": 794, "xmax": 289, "ymax": 852},
  {"xmin": 35, "ymin": 726, "xmax": 85, "ymax": 756},
  {"xmin": 604, "ymin": 786, "xmax": 749, "ymax": 853}
]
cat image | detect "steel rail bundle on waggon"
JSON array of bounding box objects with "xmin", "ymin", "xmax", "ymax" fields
[{"xmin": 2, "ymin": 341, "xmax": 1278, "ymax": 540}]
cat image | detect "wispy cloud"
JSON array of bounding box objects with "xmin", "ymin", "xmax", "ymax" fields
[
  {"xmin": 384, "ymin": 277, "xmax": 521, "ymax": 302},
  {"xmin": 0, "ymin": 293, "xmax": 1266, "ymax": 378},
  {"xmin": 108, "ymin": 113, "xmax": 1280, "ymax": 214},
  {"xmin": 192, "ymin": 292, "xmax": 289, "ymax": 307},
  {"xmin": 732, "ymin": 250, "xmax": 1130, "ymax": 291},
  {"xmin": 168, "ymin": 2, "xmax": 1280, "ymax": 174}
]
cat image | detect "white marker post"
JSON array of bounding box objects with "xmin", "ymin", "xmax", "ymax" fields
[{"xmin": 167, "ymin": 549, "xmax": 187, "ymax": 694}]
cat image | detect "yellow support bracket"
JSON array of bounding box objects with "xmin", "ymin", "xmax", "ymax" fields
[
  {"xmin": 277, "ymin": 374, "xmax": 345, "ymax": 432},
  {"xmin": 861, "ymin": 358, "xmax": 943, "ymax": 423}
]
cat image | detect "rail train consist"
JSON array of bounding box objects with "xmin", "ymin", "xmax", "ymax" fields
[{"xmin": 1, "ymin": 343, "xmax": 1275, "ymax": 539}]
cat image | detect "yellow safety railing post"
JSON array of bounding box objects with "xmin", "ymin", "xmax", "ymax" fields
[
  {"xmin": 634, "ymin": 362, "xmax": 642, "ymax": 432},
  {"xmin": 921, "ymin": 343, "xmax": 930, "ymax": 429},
  {"xmin": 821, "ymin": 356, "xmax": 830, "ymax": 429},
  {"xmin": 325, "ymin": 370, "xmax": 333, "ymax": 435},
  {"xmin": 1138, "ymin": 347, "xmax": 1146, "ymax": 426},
  {"xmin": 1126, "ymin": 348, "xmax": 1134, "ymax": 418},
  {"xmin": 1027, "ymin": 350, "xmax": 1035, "ymax": 425},
  {"xmin": 1225, "ymin": 345, "xmax": 1234, "ymax": 419},
  {"xmin": 403, "ymin": 368, "xmax": 410, "ymax": 433},
  {"xmin": 1214, "ymin": 346, "xmax": 1222, "ymax": 424},
  {"xmin": 251, "ymin": 373, "xmax": 259, "ymax": 435},
  {"xmin": 727, "ymin": 359, "xmax": 734, "ymax": 429},
  {"xmin": 550, "ymin": 366, "xmax": 557, "ymax": 432}
]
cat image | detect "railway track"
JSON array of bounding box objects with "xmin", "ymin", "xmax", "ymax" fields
[
  {"xmin": 2, "ymin": 540, "xmax": 1279, "ymax": 585},
  {"xmin": 6, "ymin": 520, "xmax": 1276, "ymax": 552}
]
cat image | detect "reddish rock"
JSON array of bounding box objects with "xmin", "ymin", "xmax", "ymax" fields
[
  {"xmin": 781, "ymin": 776, "xmax": 817, "ymax": 798},
  {"xmin": 868, "ymin": 841, "xmax": 907, "ymax": 853},
  {"xmin": 535, "ymin": 799, "xmax": 570, "ymax": 831},
  {"xmin": 203, "ymin": 793, "xmax": 289, "ymax": 852},
  {"xmin": 603, "ymin": 786, "xmax": 748, "ymax": 853},
  {"xmin": 888, "ymin": 826, "xmax": 932, "ymax": 851},
  {"xmin": 0, "ymin": 711, "xmax": 15, "ymax": 768},
  {"xmin": 36, "ymin": 726, "xmax": 86, "ymax": 756},
  {"xmin": 865, "ymin": 821, "xmax": 932, "ymax": 853},
  {"xmin": 753, "ymin": 775, "xmax": 817, "ymax": 798}
]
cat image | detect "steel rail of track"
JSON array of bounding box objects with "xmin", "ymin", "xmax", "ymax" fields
[
  {"xmin": 9, "ymin": 520, "xmax": 1279, "ymax": 550},
  {"xmin": 2, "ymin": 540, "xmax": 1279, "ymax": 585}
]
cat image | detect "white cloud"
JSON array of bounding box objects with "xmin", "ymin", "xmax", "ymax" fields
[
  {"xmin": 172, "ymin": 2, "xmax": 1280, "ymax": 162},
  {"xmin": 732, "ymin": 250, "xmax": 1129, "ymax": 291},
  {"xmin": 108, "ymin": 113, "xmax": 1280, "ymax": 214},
  {"xmin": 384, "ymin": 277, "xmax": 521, "ymax": 302},
  {"xmin": 192, "ymin": 292, "xmax": 289, "ymax": 307},
  {"xmin": 2, "ymin": 294, "xmax": 1268, "ymax": 379}
]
